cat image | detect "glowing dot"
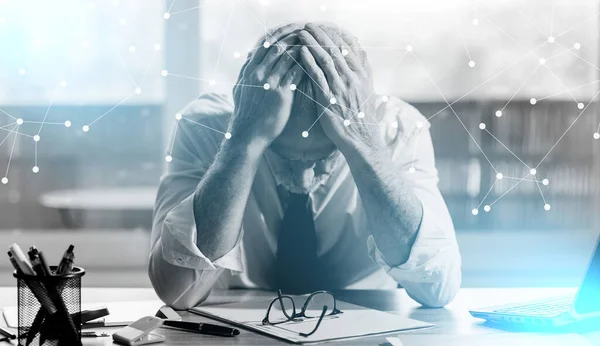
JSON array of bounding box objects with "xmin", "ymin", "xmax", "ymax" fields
[
  {"xmin": 479, "ymin": 123, "xmax": 486, "ymax": 130},
  {"xmin": 163, "ymin": 12, "xmax": 170, "ymax": 19},
  {"xmin": 530, "ymin": 98, "xmax": 537, "ymax": 105},
  {"xmin": 548, "ymin": 36, "xmax": 555, "ymax": 43},
  {"xmin": 165, "ymin": 155, "xmax": 172, "ymax": 162},
  {"xmin": 542, "ymin": 179, "xmax": 549, "ymax": 186},
  {"xmin": 33, "ymin": 135, "xmax": 40, "ymax": 142},
  {"xmin": 341, "ymin": 49, "xmax": 348, "ymax": 56},
  {"xmin": 416, "ymin": 122, "xmax": 424, "ymax": 128},
  {"xmin": 32, "ymin": 166, "xmax": 39, "ymax": 173},
  {"xmin": 18, "ymin": 68, "xmax": 26, "ymax": 75},
  {"xmin": 483, "ymin": 205, "xmax": 491, "ymax": 212},
  {"xmin": 391, "ymin": 121, "xmax": 398, "ymax": 129},
  {"xmin": 82, "ymin": 125, "xmax": 89, "ymax": 132},
  {"xmin": 344, "ymin": 119, "xmax": 351, "ymax": 126},
  {"xmin": 357, "ymin": 111, "xmax": 365, "ymax": 118},
  {"xmin": 161, "ymin": 70, "xmax": 168, "ymax": 77},
  {"xmin": 544, "ymin": 204, "xmax": 551, "ymax": 211},
  {"xmin": 408, "ymin": 166, "xmax": 416, "ymax": 174},
  {"xmin": 263, "ymin": 83, "xmax": 270, "ymax": 90},
  {"xmin": 496, "ymin": 173, "xmax": 503, "ymax": 180},
  {"xmin": 495, "ymin": 110, "xmax": 502, "ymax": 117},
  {"xmin": 64, "ymin": 120, "xmax": 72, "ymax": 128},
  {"xmin": 472, "ymin": 208, "xmax": 479, "ymax": 215},
  {"xmin": 382, "ymin": 95, "xmax": 389, "ymax": 103},
  {"xmin": 175, "ymin": 113, "xmax": 182, "ymax": 120},
  {"xmin": 329, "ymin": 97, "xmax": 337, "ymax": 104},
  {"xmin": 530, "ymin": 168, "xmax": 537, "ymax": 175},
  {"xmin": 16, "ymin": 118, "xmax": 23, "ymax": 125},
  {"xmin": 472, "ymin": 18, "xmax": 479, "ymax": 26},
  {"xmin": 209, "ymin": 79, "xmax": 216, "ymax": 86},
  {"xmin": 233, "ymin": 51, "xmax": 241, "ymax": 59},
  {"xmin": 81, "ymin": 40, "xmax": 90, "ymax": 48},
  {"xmin": 302, "ymin": 131, "xmax": 309, "ymax": 138},
  {"xmin": 594, "ymin": 132, "xmax": 600, "ymax": 139},
  {"xmin": 320, "ymin": 4, "xmax": 327, "ymax": 11},
  {"xmin": 468, "ymin": 60, "xmax": 475, "ymax": 68},
  {"xmin": 578, "ymin": 102, "xmax": 584, "ymax": 109},
  {"xmin": 406, "ymin": 45, "xmax": 413, "ymax": 52},
  {"xmin": 289, "ymin": 84, "xmax": 297, "ymax": 91},
  {"xmin": 154, "ymin": 43, "xmax": 161, "ymax": 51},
  {"xmin": 1, "ymin": 177, "xmax": 7, "ymax": 184},
  {"xmin": 135, "ymin": 87, "xmax": 142, "ymax": 94},
  {"xmin": 225, "ymin": 132, "xmax": 232, "ymax": 139},
  {"xmin": 60, "ymin": 80, "xmax": 67, "ymax": 88},
  {"xmin": 263, "ymin": 41, "xmax": 271, "ymax": 48},
  {"xmin": 574, "ymin": 42, "xmax": 581, "ymax": 50},
  {"xmin": 128, "ymin": 45, "xmax": 136, "ymax": 53},
  {"xmin": 120, "ymin": 18, "xmax": 127, "ymax": 25},
  {"xmin": 539, "ymin": 58, "xmax": 546, "ymax": 65}
]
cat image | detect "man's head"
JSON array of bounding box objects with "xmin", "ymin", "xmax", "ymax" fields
[{"xmin": 237, "ymin": 22, "xmax": 371, "ymax": 193}]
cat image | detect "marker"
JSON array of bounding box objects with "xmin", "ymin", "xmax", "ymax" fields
[
  {"xmin": 9, "ymin": 243, "xmax": 35, "ymax": 275},
  {"xmin": 56, "ymin": 244, "xmax": 75, "ymax": 274}
]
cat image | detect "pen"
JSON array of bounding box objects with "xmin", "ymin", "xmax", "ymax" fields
[
  {"xmin": 0, "ymin": 326, "xmax": 15, "ymax": 340},
  {"xmin": 56, "ymin": 245, "xmax": 75, "ymax": 275},
  {"xmin": 162, "ymin": 320, "xmax": 240, "ymax": 337},
  {"xmin": 28, "ymin": 246, "xmax": 52, "ymax": 276}
]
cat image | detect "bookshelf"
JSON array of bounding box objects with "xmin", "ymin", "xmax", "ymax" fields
[{"xmin": 415, "ymin": 100, "xmax": 600, "ymax": 231}]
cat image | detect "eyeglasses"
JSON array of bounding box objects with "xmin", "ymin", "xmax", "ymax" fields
[{"xmin": 262, "ymin": 289, "xmax": 343, "ymax": 337}]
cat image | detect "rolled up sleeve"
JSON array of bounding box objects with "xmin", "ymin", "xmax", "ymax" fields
[{"xmin": 161, "ymin": 193, "xmax": 244, "ymax": 272}]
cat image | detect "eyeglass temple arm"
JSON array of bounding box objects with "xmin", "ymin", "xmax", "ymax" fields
[{"xmin": 299, "ymin": 305, "xmax": 328, "ymax": 338}]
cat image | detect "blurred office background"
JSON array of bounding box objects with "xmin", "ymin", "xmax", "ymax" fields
[{"xmin": 1, "ymin": 0, "xmax": 599, "ymax": 288}]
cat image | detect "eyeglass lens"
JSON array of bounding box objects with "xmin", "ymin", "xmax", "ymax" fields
[{"xmin": 303, "ymin": 292, "xmax": 336, "ymax": 318}]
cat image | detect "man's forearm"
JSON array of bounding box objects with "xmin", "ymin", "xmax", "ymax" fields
[
  {"xmin": 193, "ymin": 137, "xmax": 266, "ymax": 261},
  {"xmin": 344, "ymin": 146, "xmax": 423, "ymax": 266}
]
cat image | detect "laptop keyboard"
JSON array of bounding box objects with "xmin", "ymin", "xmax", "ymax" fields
[{"xmin": 493, "ymin": 298, "xmax": 572, "ymax": 317}]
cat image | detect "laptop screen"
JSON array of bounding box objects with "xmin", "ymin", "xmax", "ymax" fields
[{"xmin": 574, "ymin": 236, "xmax": 600, "ymax": 314}]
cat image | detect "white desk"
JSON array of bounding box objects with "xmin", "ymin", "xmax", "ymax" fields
[{"xmin": 1, "ymin": 287, "xmax": 599, "ymax": 345}]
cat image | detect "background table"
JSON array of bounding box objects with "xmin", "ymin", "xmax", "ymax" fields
[
  {"xmin": 39, "ymin": 187, "xmax": 157, "ymax": 228},
  {"xmin": 1, "ymin": 287, "xmax": 599, "ymax": 345}
]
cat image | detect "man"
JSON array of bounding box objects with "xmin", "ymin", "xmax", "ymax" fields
[{"xmin": 149, "ymin": 22, "xmax": 461, "ymax": 310}]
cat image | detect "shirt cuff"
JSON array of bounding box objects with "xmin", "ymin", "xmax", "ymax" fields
[
  {"xmin": 367, "ymin": 203, "xmax": 459, "ymax": 283},
  {"xmin": 161, "ymin": 192, "xmax": 244, "ymax": 273}
]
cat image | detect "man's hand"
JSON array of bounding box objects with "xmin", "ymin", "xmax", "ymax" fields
[
  {"xmin": 230, "ymin": 24, "xmax": 305, "ymax": 151},
  {"xmin": 298, "ymin": 23, "xmax": 385, "ymax": 157}
]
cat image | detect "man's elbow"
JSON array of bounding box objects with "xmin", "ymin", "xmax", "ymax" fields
[
  {"xmin": 148, "ymin": 242, "xmax": 212, "ymax": 310},
  {"xmin": 404, "ymin": 258, "xmax": 462, "ymax": 308}
]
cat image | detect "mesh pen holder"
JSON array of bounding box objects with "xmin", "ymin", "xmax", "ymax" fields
[{"xmin": 13, "ymin": 266, "xmax": 85, "ymax": 346}]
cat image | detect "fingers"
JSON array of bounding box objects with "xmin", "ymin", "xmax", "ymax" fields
[
  {"xmin": 303, "ymin": 23, "xmax": 352, "ymax": 76},
  {"xmin": 258, "ymin": 34, "xmax": 300, "ymax": 76},
  {"xmin": 318, "ymin": 24, "xmax": 364, "ymax": 73},
  {"xmin": 281, "ymin": 63, "xmax": 305, "ymax": 87},
  {"xmin": 299, "ymin": 45, "xmax": 330, "ymax": 96},
  {"xmin": 298, "ymin": 30, "xmax": 345, "ymax": 92},
  {"xmin": 244, "ymin": 23, "xmax": 303, "ymax": 76},
  {"xmin": 268, "ymin": 47, "xmax": 301, "ymax": 87}
]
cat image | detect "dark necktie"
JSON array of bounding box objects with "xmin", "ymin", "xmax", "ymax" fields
[{"xmin": 274, "ymin": 193, "xmax": 323, "ymax": 294}]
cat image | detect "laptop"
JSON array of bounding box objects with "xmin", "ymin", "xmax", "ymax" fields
[{"xmin": 469, "ymin": 235, "xmax": 600, "ymax": 327}]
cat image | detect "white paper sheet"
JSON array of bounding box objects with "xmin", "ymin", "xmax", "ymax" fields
[{"xmin": 190, "ymin": 296, "xmax": 433, "ymax": 344}]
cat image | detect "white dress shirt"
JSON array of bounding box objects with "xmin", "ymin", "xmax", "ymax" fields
[{"xmin": 149, "ymin": 93, "xmax": 461, "ymax": 309}]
